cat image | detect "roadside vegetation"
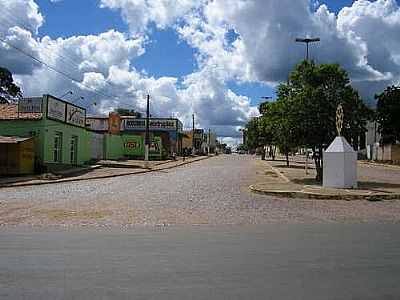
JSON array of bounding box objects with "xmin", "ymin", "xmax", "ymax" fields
[{"xmin": 244, "ymin": 61, "xmax": 374, "ymax": 182}]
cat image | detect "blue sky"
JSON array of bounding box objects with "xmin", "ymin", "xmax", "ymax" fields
[
  {"xmin": 2, "ymin": 0, "xmax": 399, "ymax": 140},
  {"xmin": 34, "ymin": 0, "xmax": 356, "ymax": 107}
]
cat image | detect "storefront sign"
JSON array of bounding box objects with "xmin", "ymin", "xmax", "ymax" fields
[
  {"xmin": 18, "ymin": 97, "xmax": 43, "ymax": 113},
  {"xmin": 124, "ymin": 141, "xmax": 140, "ymax": 149},
  {"xmin": 109, "ymin": 112, "xmax": 121, "ymax": 134},
  {"xmin": 123, "ymin": 118, "xmax": 177, "ymax": 130},
  {"xmin": 66, "ymin": 104, "xmax": 86, "ymax": 127},
  {"xmin": 86, "ymin": 118, "xmax": 108, "ymax": 131},
  {"xmin": 149, "ymin": 142, "xmax": 160, "ymax": 152},
  {"xmin": 47, "ymin": 96, "xmax": 66, "ymax": 122}
]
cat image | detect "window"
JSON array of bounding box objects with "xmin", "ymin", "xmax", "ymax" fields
[
  {"xmin": 70, "ymin": 136, "xmax": 78, "ymax": 165},
  {"xmin": 53, "ymin": 132, "xmax": 63, "ymax": 163}
]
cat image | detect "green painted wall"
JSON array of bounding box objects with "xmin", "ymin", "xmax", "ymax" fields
[
  {"xmin": 0, "ymin": 118, "xmax": 91, "ymax": 169},
  {"xmin": 122, "ymin": 134, "xmax": 143, "ymax": 157},
  {"xmin": 42, "ymin": 119, "xmax": 91, "ymax": 167},
  {"xmin": 0, "ymin": 119, "xmax": 45, "ymax": 165},
  {"xmin": 104, "ymin": 134, "xmax": 124, "ymax": 160},
  {"xmin": 104, "ymin": 134, "xmax": 162, "ymax": 160}
]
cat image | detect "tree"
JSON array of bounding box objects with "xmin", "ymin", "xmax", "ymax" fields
[
  {"xmin": 375, "ymin": 85, "xmax": 400, "ymax": 144},
  {"xmin": 115, "ymin": 108, "xmax": 142, "ymax": 118},
  {"xmin": 274, "ymin": 61, "xmax": 370, "ymax": 181},
  {"xmin": 244, "ymin": 117, "xmax": 261, "ymax": 151},
  {"xmin": 0, "ymin": 67, "xmax": 22, "ymax": 103},
  {"xmin": 260, "ymin": 99, "xmax": 299, "ymax": 166}
]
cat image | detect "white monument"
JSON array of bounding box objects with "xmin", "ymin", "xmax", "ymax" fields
[{"xmin": 323, "ymin": 104, "xmax": 358, "ymax": 189}]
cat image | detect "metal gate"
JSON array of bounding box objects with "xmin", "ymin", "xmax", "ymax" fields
[{"xmin": 91, "ymin": 133, "xmax": 104, "ymax": 160}]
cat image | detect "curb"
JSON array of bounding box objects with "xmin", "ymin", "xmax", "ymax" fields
[
  {"xmin": 359, "ymin": 160, "xmax": 400, "ymax": 169},
  {"xmin": 249, "ymin": 185, "xmax": 400, "ymax": 201},
  {"xmin": 0, "ymin": 156, "xmax": 212, "ymax": 189}
]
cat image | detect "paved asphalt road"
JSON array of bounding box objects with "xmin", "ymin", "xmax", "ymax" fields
[
  {"xmin": 1, "ymin": 155, "xmax": 400, "ymax": 299},
  {"xmin": 1, "ymin": 225, "xmax": 400, "ymax": 299},
  {"xmin": 1, "ymin": 155, "xmax": 400, "ymax": 225}
]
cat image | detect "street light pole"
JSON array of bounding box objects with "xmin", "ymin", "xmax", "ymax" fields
[
  {"xmin": 71, "ymin": 96, "xmax": 84, "ymax": 104},
  {"xmin": 208, "ymin": 128, "xmax": 211, "ymax": 155},
  {"xmin": 59, "ymin": 91, "xmax": 73, "ymax": 99},
  {"xmin": 84, "ymin": 102, "xmax": 97, "ymax": 109},
  {"xmin": 192, "ymin": 113, "xmax": 195, "ymax": 153},
  {"xmin": 295, "ymin": 37, "xmax": 320, "ymax": 61},
  {"xmin": 145, "ymin": 94, "xmax": 150, "ymax": 163}
]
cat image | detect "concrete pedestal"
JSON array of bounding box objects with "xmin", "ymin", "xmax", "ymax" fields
[{"xmin": 323, "ymin": 136, "xmax": 357, "ymax": 189}]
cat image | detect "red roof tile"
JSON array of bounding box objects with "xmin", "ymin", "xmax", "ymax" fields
[{"xmin": 0, "ymin": 104, "xmax": 43, "ymax": 120}]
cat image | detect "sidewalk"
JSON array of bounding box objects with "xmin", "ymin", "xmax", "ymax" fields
[
  {"xmin": 0, "ymin": 155, "xmax": 211, "ymax": 189},
  {"xmin": 250, "ymin": 156, "xmax": 400, "ymax": 200}
]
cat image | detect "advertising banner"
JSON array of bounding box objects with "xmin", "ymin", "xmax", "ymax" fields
[
  {"xmin": 66, "ymin": 104, "xmax": 86, "ymax": 127},
  {"xmin": 86, "ymin": 118, "xmax": 108, "ymax": 131},
  {"xmin": 124, "ymin": 118, "xmax": 177, "ymax": 130},
  {"xmin": 122, "ymin": 135, "xmax": 143, "ymax": 156},
  {"xmin": 109, "ymin": 112, "xmax": 121, "ymax": 134},
  {"xmin": 18, "ymin": 97, "xmax": 43, "ymax": 113},
  {"xmin": 47, "ymin": 96, "xmax": 66, "ymax": 122}
]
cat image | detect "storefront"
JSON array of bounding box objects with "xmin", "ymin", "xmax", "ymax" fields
[
  {"xmin": 0, "ymin": 95, "xmax": 91, "ymax": 172},
  {"xmin": 121, "ymin": 118, "xmax": 183, "ymax": 155},
  {"xmin": 0, "ymin": 136, "xmax": 34, "ymax": 175},
  {"xmin": 104, "ymin": 134, "xmax": 162, "ymax": 160}
]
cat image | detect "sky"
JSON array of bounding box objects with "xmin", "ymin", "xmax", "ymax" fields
[{"xmin": 1, "ymin": 0, "xmax": 400, "ymax": 146}]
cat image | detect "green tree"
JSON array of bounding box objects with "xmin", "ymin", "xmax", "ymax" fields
[
  {"xmin": 375, "ymin": 85, "xmax": 400, "ymax": 144},
  {"xmin": 260, "ymin": 99, "xmax": 299, "ymax": 166},
  {"xmin": 274, "ymin": 61, "xmax": 370, "ymax": 181},
  {"xmin": 244, "ymin": 117, "xmax": 261, "ymax": 151},
  {"xmin": 115, "ymin": 108, "xmax": 142, "ymax": 118},
  {"xmin": 0, "ymin": 67, "xmax": 22, "ymax": 103}
]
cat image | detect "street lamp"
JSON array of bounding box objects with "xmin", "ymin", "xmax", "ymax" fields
[
  {"xmin": 259, "ymin": 96, "xmax": 272, "ymax": 114},
  {"xmin": 261, "ymin": 96, "xmax": 272, "ymax": 101},
  {"xmin": 192, "ymin": 113, "xmax": 195, "ymax": 153},
  {"xmin": 59, "ymin": 91, "xmax": 73, "ymax": 99},
  {"xmin": 295, "ymin": 37, "xmax": 320, "ymax": 61},
  {"xmin": 144, "ymin": 94, "xmax": 150, "ymax": 163},
  {"xmin": 71, "ymin": 96, "xmax": 84, "ymax": 104},
  {"xmin": 84, "ymin": 102, "xmax": 97, "ymax": 109}
]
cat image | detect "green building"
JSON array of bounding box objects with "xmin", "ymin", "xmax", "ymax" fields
[
  {"xmin": 0, "ymin": 95, "xmax": 164, "ymax": 173},
  {"xmin": 104, "ymin": 133, "xmax": 162, "ymax": 160},
  {"xmin": 0, "ymin": 95, "xmax": 91, "ymax": 172}
]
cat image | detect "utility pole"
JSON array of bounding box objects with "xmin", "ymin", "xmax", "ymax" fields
[
  {"xmin": 295, "ymin": 37, "xmax": 320, "ymax": 61},
  {"xmin": 208, "ymin": 128, "xmax": 211, "ymax": 155},
  {"xmin": 192, "ymin": 113, "xmax": 195, "ymax": 153},
  {"xmin": 145, "ymin": 94, "xmax": 150, "ymax": 163}
]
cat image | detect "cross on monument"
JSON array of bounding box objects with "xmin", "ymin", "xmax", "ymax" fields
[{"xmin": 336, "ymin": 104, "xmax": 344, "ymax": 136}]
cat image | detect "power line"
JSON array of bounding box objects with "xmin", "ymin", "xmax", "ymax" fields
[
  {"xmin": 0, "ymin": 8, "xmax": 143, "ymax": 101},
  {"xmin": 0, "ymin": 34, "xmax": 140, "ymax": 110},
  {"xmin": 0, "ymin": 13, "xmax": 142, "ymax": 109}
]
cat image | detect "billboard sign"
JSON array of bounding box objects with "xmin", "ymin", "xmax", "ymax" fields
[
  {"xmin": 18, "ymin": 97, "xmax": 43, "ymax": 113},
  {"xmin": 66, "ymin": 104, "xmax": 86, "ymax": 127},
  {"xmin": 86, "ymin": 118, "xmax": 108, "ymax": 131},
  {"xmin": 109, "ymin": 112, "xmax": 121, "ymax": 134},
  {"xmin": 123, "ymin": 118, "xmax": 177, "ymax": 131},
  {"xmin": 47, "ymin": 96, "xmax": 66, "ymax": 122}
]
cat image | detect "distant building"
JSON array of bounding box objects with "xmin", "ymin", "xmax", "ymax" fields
[
  {"xmin": 121, "ymin": 117, "xmax": 183, "ymax": 155},
  {"xmin": 365, "ymin": 121, "xmax": 400, "ymax": 163}
]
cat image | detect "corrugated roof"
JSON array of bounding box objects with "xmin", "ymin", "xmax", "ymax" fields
[
  {"xmin": 0, "ymin": 136, "xmax": 32, "ymax": 144},
  {"xmin": 0, "ymin": 104, "xmax": 43, "ymax": 120}
]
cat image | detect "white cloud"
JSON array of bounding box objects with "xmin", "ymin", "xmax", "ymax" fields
[
  {"xmin": 4, "ymin": 0, "xmax": 400, "ymax": 139},
  {"xmin": 100, "ymin": 0, "xmax": 204, "ymax": 35},
  {"xmin": 184, "ymin": 0, "xmax": 400, "ymax": 103},
  {"xmin": 0, "ymin": 0, "xmax": 43, "ymax": 34}
]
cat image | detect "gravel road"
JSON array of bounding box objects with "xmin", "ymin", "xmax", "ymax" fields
[{"xmin": 1, "ymin": 155, "xmax": 400, "ymax": 226}]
